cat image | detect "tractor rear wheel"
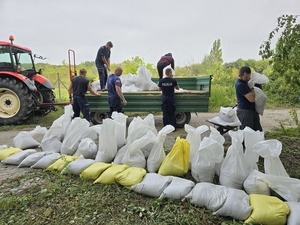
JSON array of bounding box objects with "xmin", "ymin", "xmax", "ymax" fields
[{"xmin": 0, "ymin": 77, "xmax": 34, "ymax": 125}]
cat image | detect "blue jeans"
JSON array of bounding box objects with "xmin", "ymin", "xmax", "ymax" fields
[
  {"xmin": 72, "ymin": 95, "xmax": 90, "ymax": 121},
  {"xmin": 108, "ymin": 96, "xmax": 122, "ymax": 117},
  {"xmin": 97, "ymin": 65, "xmax": 108, "ymax": 90},
  {"xmin": 162, "ymin": 95, "xmax": 176, "ymax": 128}
]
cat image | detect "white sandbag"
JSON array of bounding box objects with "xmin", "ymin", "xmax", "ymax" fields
[
  {"xmin": 140, "ymin": 114, "xmax": 158, "ymax": 157},
  {"xmin": 250, "ymin": 72, "xmax": 269, "ymax": 84},
  {"xmin": 122, "ymin": 131, "xmax": 156, "ymax": 168},
  {"xmin": 253, "ymin": 139, "xmax": 289, "ymax": 177},
  {"xmin": 136, "ymin": 66, "xmax": 157, "ymax": 91},
  {"xmin": 74, "ymin": 138, "xmax": 97, "ymax": 159},
  {"xmin": 192, "ymin": 137, "xmax": 224, "ymax": 183},
  {"xmin": 40, "ymin": 136, "xmax": 62, "ymax": 153},
  {"xmin": 111, "ymin": 112, "xmax": 128, "ymax": 149},
  {"xmin": 244, "ymin": 127, "xmax": 264, "ymax": 171},
  {"xmin": 254, "ymin": 86, "xmax": 267, "ymax": 116},
  {"xmin": 287, "ymin": 202, "xmax": 300, "ymax": 225},
  {"xmin": 61, "ymin": 157, "xmax": 95, "ymax": 175},
  {"xmin": 18, "ymin": 152, "xmax": 49, "ymax": 167},
  {"xmin": 218, "ymin": 107, "xmax": 237, "ymax": 123},
  {"xmin": 2, "ymin": 149, "xmax": 37, "ymax": 165},
  {"xmin": 113, "ymin": 144, "xmax": 128, "ymax": 164},
  {"xmin": 95, "ymin": 119, "xmax": 118, "ymax": 162},
  {"xmin": 13, "ymin": 126, "xmax": 47, "ymax": 149},
  {"xmin": 131, "ymin": 173, "xmax": 172, "ymax": 197},
  {"xmin": 213, "ymin": 188, "xmax": 252, "ymax": 220},
  {"xmin": 147, "ymin": 125, "xmax": 175, "ymax": 173},
  {"xmin": 61, "ymin": 117, "xmax": 90, "ymax": 155},
  {"xmin": 0, "ymin": 145, "xmax": 8, "ymax": 150},
  {"xmin": 243, "ymin": 170, "xmax": 270, "ymax": 195},
  {"xmin": 219, "ymin": 130, "xmax": 248, "ymax": 189},
  {"xmin": 31, "ymin": 153, "xmax": 61, "ymax": 169},
  {"xmin": 209, "ymin": 126, "xmax": 225, "ymax": 145},
  {"xmin": 91, "ymin": 80, "xmax": 100, "ymax": 91},
  {"xmin": 61, "ymin": 105, "xmax": 74, "ymax": 138},
  {"xmin": 185, "ymin": 182, "xmax": 228, "ymax": 211},
  {"xmin": 185, "ymin": 124, "xmax": 209, "ymax": 165},
  {"xmin": 80, "ymin": 125, "xmax": 102, "ymax": 142},
  {"xmin": 260, "ymin": 174, "xmax": 300, "ymax": 202},
  {"xmin": 160, "ymin": 176, "xmax": 195, "ymax": 200}
]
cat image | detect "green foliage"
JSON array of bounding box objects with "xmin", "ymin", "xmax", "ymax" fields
[{"xmin": 260, "ymin": 14, "xmax": 300, "ymax": 104}]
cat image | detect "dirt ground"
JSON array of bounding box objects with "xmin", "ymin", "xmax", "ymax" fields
[{"xmin": 0, "ymin": 108, "xmax": 299, "ymax": 182}]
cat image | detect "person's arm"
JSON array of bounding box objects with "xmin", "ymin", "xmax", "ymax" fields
[
  {"xmin": 88, "ymin": 83, "xmax": 101, "ymax": 96},
  {"xmin": 171, "ymin": 58, "xmax": 175, "ymax": 69},
  {"xmin": 101, "ymin": 56, "xmax": 110, "ymax": 71},
  {"xmin": 175, "ymin": 85, "xmax": 179, "ymax": 90},
  {"xmin": 244, "ymin": 88, "xmax": 255, "ymax": 102},
  {"xmin": 116, "ymin": 85, "xmax": 127, "ymax": 105}
]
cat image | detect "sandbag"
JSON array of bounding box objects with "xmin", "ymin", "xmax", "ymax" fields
[
  {"xmin": 287, "ymin": 202, "xmax": 300, "ymax": 225},
  {"xmin": 245, "ymin": 194, "xmax": 290, "ymax": 225},
  {"xmin": 185, "ymin": 124, "xmax": 209, "ymax": 165},
  {"xmin": 80, "ymin": 162, "xmax": 111, "ymax": 180},
  {"xmin": 243, "ymin": 126, "xmax": 264, "ymax": 171},
  {"xmin": 254, "ymin": 86, "xmax": 267, "ymax": 116},
  {"xmin": 113, "ymin": 144, "xmax": 128, "ymax": 164},
  {"xmin": 61, "ymin": 157, "xmax": 95, "ymax": 175},
  {"xmin": 31, "ymin": 153, "xmax": 61, "ymax": 169},
  {"xmin": 18, "ymin": 152, "xmax": 49, "ymax": 167},
  {"xmin": 61, "ymin": 117, "xmax": 90, "ymax": 155},
  {"xmin": 111, "ymin": 112, "xmax": 128, "ymax": 149},
  {"xmin": 253, "ymin": 139, "xmax": 289, "ymax": 177},
  {"xmin": 74, "ymin": 138, "xmax": 97, "ymax": 159},
  {"xmin": 213, "ymin": 188, "xmax": 252, "ymax": 221},
  {"xmin": 158, "ymin": 137, "xmax": 190, "ymax": 176},
  {"xmin": 94, "ymin": 164, "xmax": 129, "ymax": 184},
  {"xmin": 147, "ymin": 125, "xmax": 174, "ymax": 173},
  {"xmin": 95, "ymin": 119, "xmax": 118, "ymax": 162},
  {"xmin": 80, "ymin": 125, "xmax": 102, "ymax": 142},
  {"xmin": 115, "ymin": 167, "xmax": 147, "ymax": 189},
  {"xmin": 159, "ymin": 176, "xmax": 195, "ymax": 200},
  {"xmin": 40, "ymin": 136, "xmax": 62, "ymax": 153},
  {"xmin": 46, "ymin": 155, "xmax": 79, "ymax": 172},
  {"xmin": 185, "ymin": 182, "xmax": 228, "ymax": 211},
  {"xmin": 121, "ymin": 130, "xmax": 156, "ymax": 168},
  {"xmin": 0, "ymin": 145, "xmax": 7, "ymax": 150},
  {"xmin": 13, "ymin": 126, "xmax": 47, "ymax": 149},
  {"xmin": 192, "ymin": 137, "xmax": 224, "ymax": 183},
  {"xmin": 0, "ymin": 147, "xmax": 22, "ymax": 161},
  {"xmin": 208, "ymin": 126, "xmax": 225, "ymax": 145},
  {"xmin": 2, "ymin": 149, "xmax": 37, "ymax": 165},
  {"xmin": 243, "ymin": 169, "xmax": 270, "ymax": 195},
  {"xmin": 131, "ymin": 173, "xmax": 172, "ymax": 198},
  {"xmin": 219, "ymin": 130, "xmax": 248, "ymax": 189}
]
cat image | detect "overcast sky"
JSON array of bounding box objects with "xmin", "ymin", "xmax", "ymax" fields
[{"xmin": 1, "ymin": 0, "xmax": 299, "ymax": 66}]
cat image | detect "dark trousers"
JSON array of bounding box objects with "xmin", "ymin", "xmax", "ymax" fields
[
  {"xmin": 162, "ymin": 95, "xmax": 176, "ymax": 128},
  {"xmin": 97, "ymin": 65, "xmax": 108, "ymax": 90},
  {"xmin": 108, "ymin": 96, "xmax": 122, "ymax": 117},
  {"xmin": 72, "ymin": 95, "xmax": 90, "ymax": 121},
  {"xmin": 237, "ymin": 108, "xmax": 262, "ymax": 131},
  {"xmin": 157, "ymin": 63, "xmax": 168, "ymax": 80}
]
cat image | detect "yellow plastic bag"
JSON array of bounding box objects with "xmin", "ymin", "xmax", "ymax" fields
[
  {"xmin": 80, "ymin": 162, "xmax": 112, "ymax": 180},
  {"xmin": 245, "ymin": 194, "xmax": 290, "ymax": 225},
  {"xmin": 115, "ymin": 167, "xmax": 147, "ymax": 189},
  {"xmin": 46, "ymin": 155, "xmax": 79, "ymax": 172},
  {"xmin": 94, "ymin": 164, "xmax": 129, "ymax": 185},
  {"xmin": 158, "ymin": 137, "xmax": 190, "ymax": 176},
  {"xmin": 0, "ymin": 147, "xmax": 22, "ymax": 161}
]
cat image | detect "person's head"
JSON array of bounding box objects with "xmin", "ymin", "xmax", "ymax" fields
[
  {"xmin": 106, "ymin": 41, "xmax": 113, "ymax": 50},
  {"xmin": 114, "ymin": 66, "xmax": 123, "ymax": 76},
  {"xmin": 165, "ymin": 68, "xmax": 173, "ymax": 77},
  {"xmin": 79, "ymin": 68, "xmax": 87, "ymax": 77},
  {"xmin": 165, "ymin": 53, "xmax": 172, "ymax": 57},
  {"xmin": 239, "ymin": 66, "xmax": 251, "ymax": 81}
]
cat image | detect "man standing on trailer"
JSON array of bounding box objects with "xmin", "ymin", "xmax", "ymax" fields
[
  {"xmin": 157, "ymin": 53, "xmax": 175, "ymax": 80},
  {"xmin": 69, "ymin": 69, "xmax": 101, "ymax": 122},
  {"xmin": 95, "ymin": 41, "xmax": 113, "ymax": 91}
]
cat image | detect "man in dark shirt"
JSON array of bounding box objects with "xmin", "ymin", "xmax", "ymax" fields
[
  {"xmin": 95, "ymin": 41, "xmax": 113, "ymax": 91},
  {"xmin": 158, "ymin": 68, "xmax": 179, "ymax": 128},
  {"xmin": 157, "ymin": 53, "xmax": 175, "ymax": 80},
  {"xmin": 107, "ymin": 66, "xmax": 127, "ymax": 117},
  {"xmin": 68, "ymin": 69, "xmax": 100, "ymax": 121},
  {"xmin": 235, "ymin": 66, "xmax": 262, "ymax": 131}
]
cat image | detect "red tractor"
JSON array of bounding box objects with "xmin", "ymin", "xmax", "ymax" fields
[{"xmin": 0, "ymin": 36, "xmax": 55, "ymax": 125}]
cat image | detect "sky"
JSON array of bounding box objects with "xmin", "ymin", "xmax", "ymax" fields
[{"xmin": 0, "ymin": 0, "xmax": 299, "ymax": 67}]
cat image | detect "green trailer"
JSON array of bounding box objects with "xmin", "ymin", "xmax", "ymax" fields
[{"xmin": 86, "ymin": 75, "xmax": 212, "ymax": 127}]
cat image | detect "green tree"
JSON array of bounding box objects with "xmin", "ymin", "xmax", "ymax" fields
[{"xmin": 259, "ymin": 14, "xmax": 300, "ymax": 103}]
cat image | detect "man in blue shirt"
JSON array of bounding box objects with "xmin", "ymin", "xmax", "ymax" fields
[
  {"xmin": 158, "ymin": 68, "xmax": 179, "ymax": 128},
  {"xmin": 68, "ymin": 69, "xmax": 101, "ymax": 121},
  {"xmin": 107, "ymin": 66, "xmax": 127, "ymax": 117},
  {"xmin": 235, "ymin": 66, "xmax": 262, "ymax": 131},
  {"xmin": 95, "ymin": 41, "xmax": 113, "ymax": 91}
]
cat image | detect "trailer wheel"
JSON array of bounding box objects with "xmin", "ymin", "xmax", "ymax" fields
[
  {"xmin": 90, "ymin": 112, "xmax": 109, "ymax": 125},
  {"xmin": 0, "ymin": 77, "xmax": 34, "ymax": 125},
  {"xmin": 176, "ymin": 112, "xmax": 191, "ymax": 128}
]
